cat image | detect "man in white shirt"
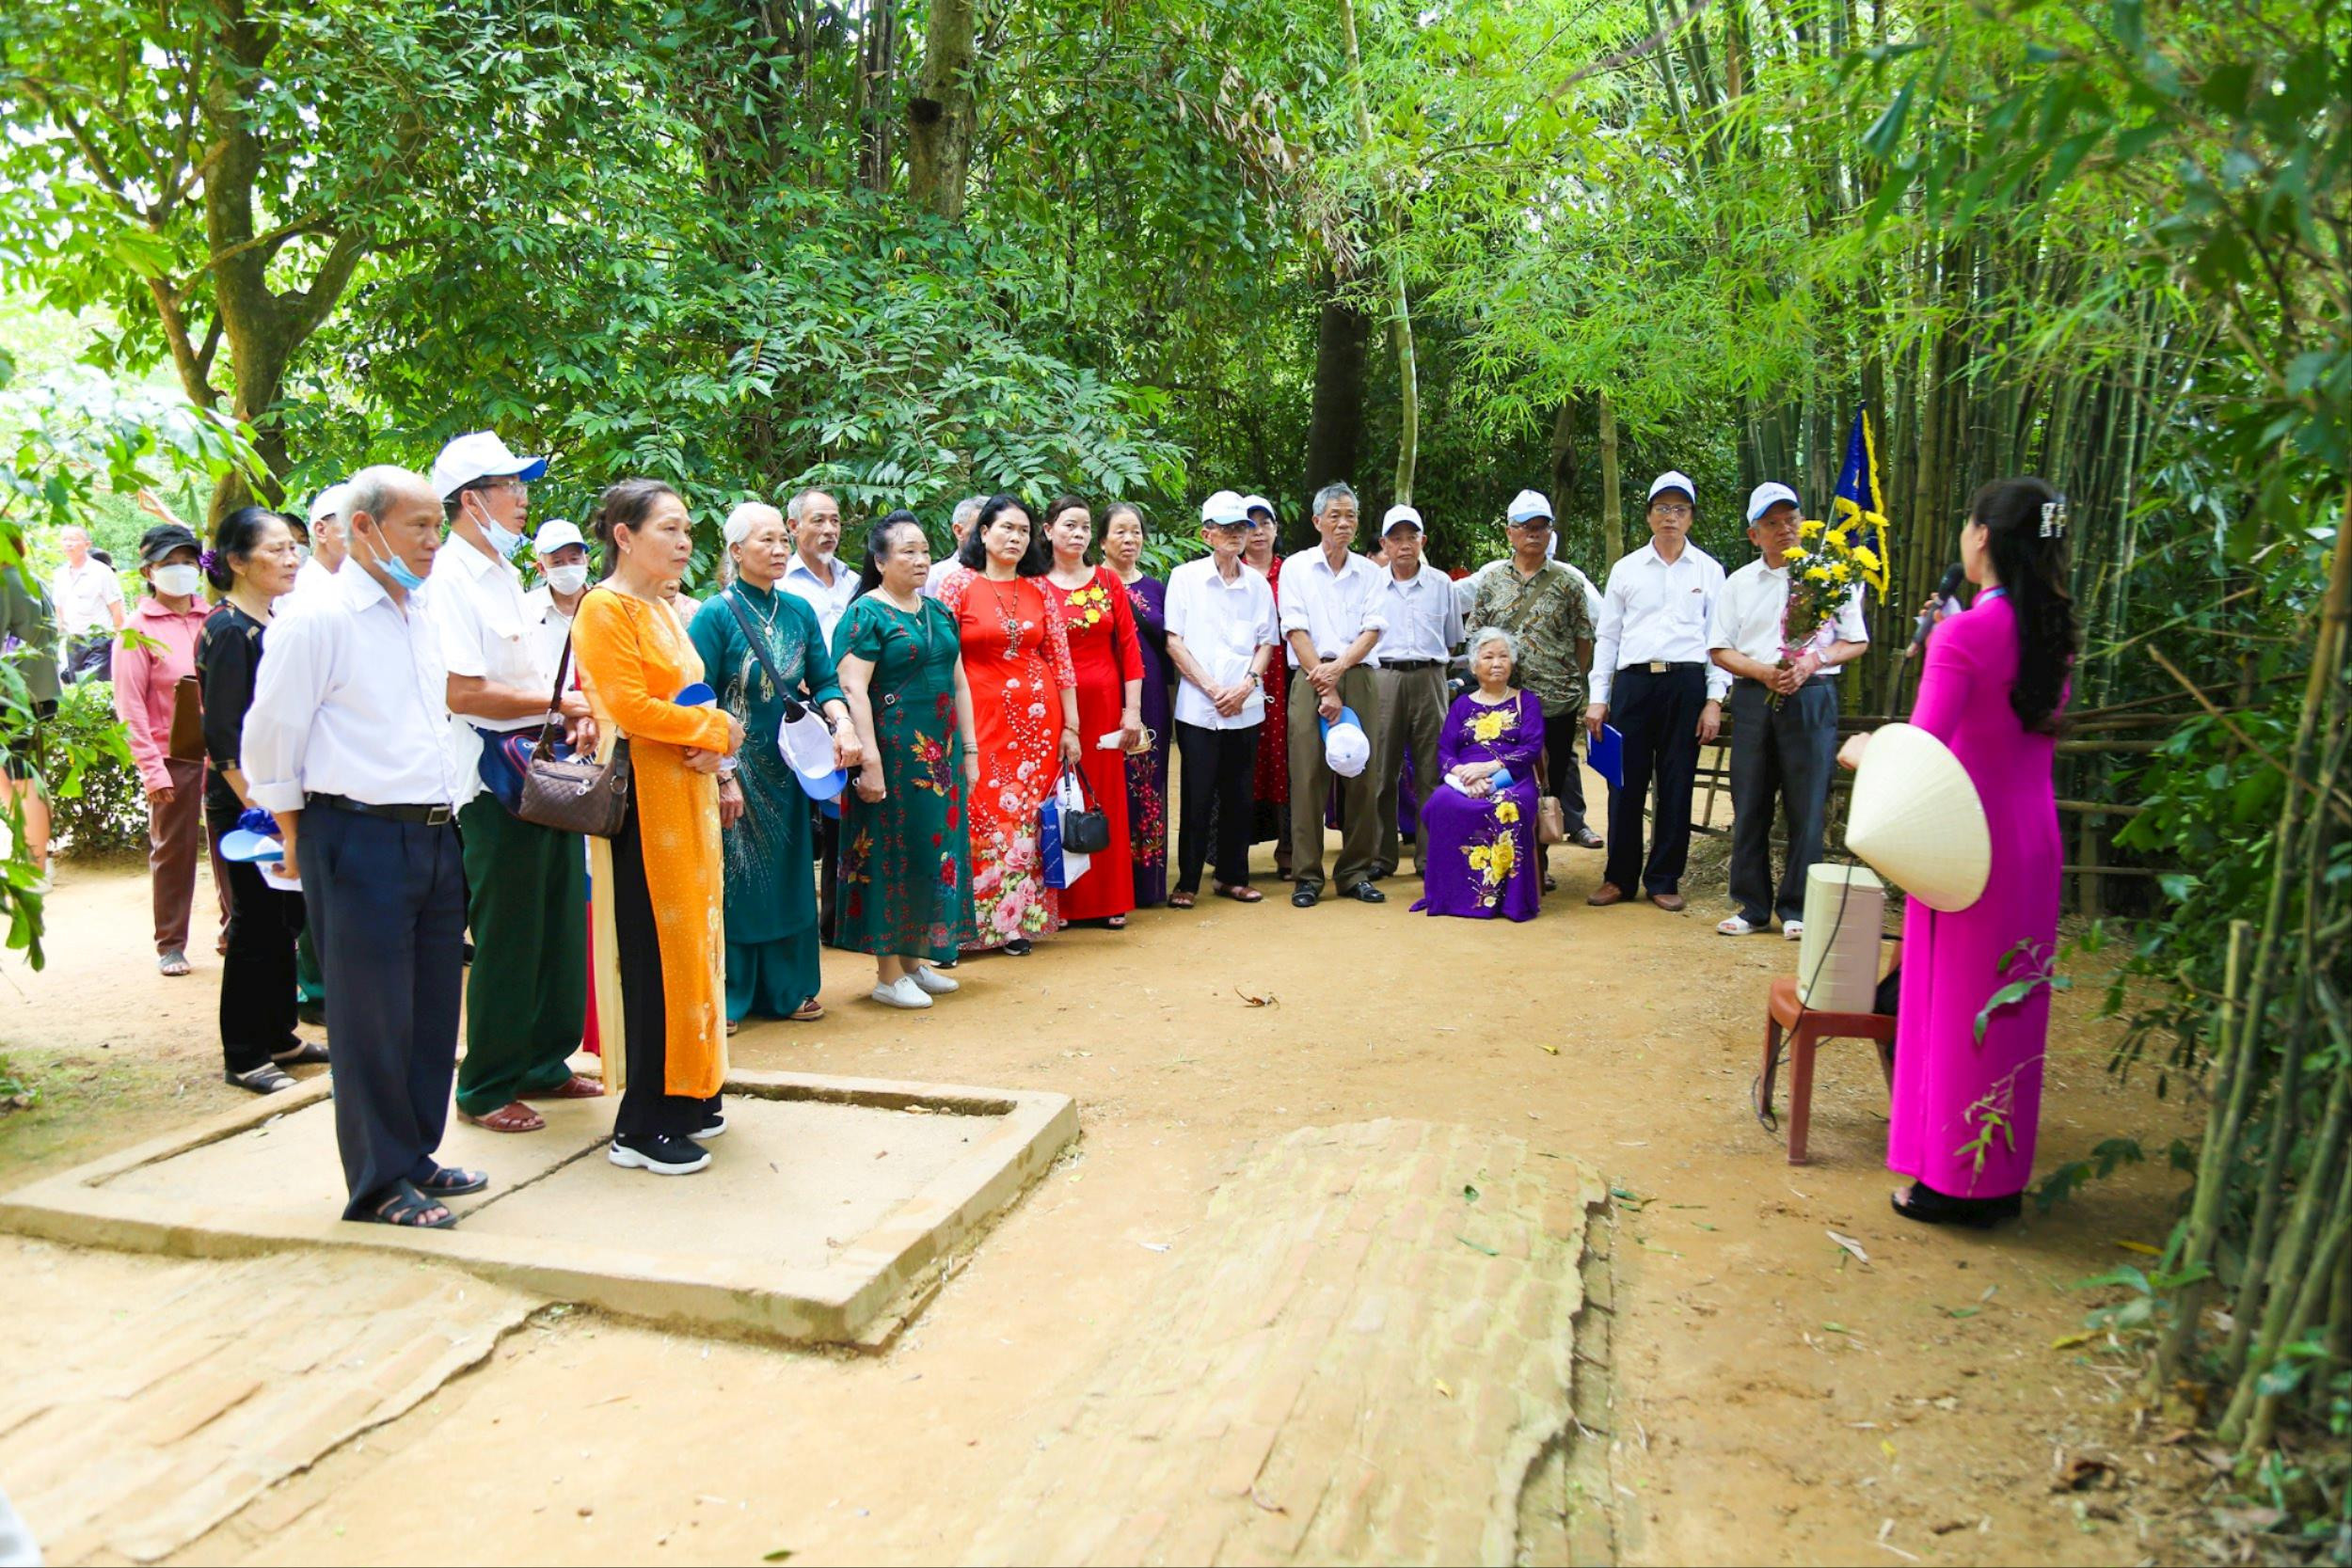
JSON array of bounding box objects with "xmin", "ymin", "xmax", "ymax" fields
[
  {"xmin": 924, "ymin": 495, "xmax": 985, "ymax": 598},
  {"xmin": 243, "ymin": 465, "xmax": 483, "ymax": 1229},
  {"xmin": 1164, "ymin": 490, "xmax": 1279, "ymax": 905},
  {"xmin": 288, "ymin": 484, "xmax": 352, "ymax": 609},
  {"xmin": 1583, "ymin": 470, "xmax": 1730, "ymax": 911},
  {"xmin": 522, "ymin": 518, "xmax": 592, "ymax": 674},
  {"xmin": 1708, "ymin": 482, "xmax": 1869, "ymax": 938},
  {"xmin": 780, "ymin": 487, "xmax": 856, "ymax": 644},
  {"xmin": 428, "ymin": 431, "xmax": 599, "ymax": 1136},
  {"xmin": 1367, "ymin": 504, "xmax": 1462, "ymax": 881},
  {"xmin": 50, "ymin": 525, "xmax": 124, "ymax": 683},
  {"xmin": 1280, "ymin": 481, "xmax": 1388, "ymax": 906}
]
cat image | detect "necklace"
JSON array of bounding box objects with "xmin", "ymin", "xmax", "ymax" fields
[{"xmin": 988, "ymin": 579, "xmax": 1025, "ymax": 657}]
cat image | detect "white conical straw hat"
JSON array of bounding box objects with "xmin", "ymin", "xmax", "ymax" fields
[{"xmin": 1844, "ymin": 722, "xmax": 1990, "ymax": 912}]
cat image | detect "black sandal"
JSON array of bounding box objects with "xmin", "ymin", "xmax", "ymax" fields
[
  {"xmin": 1890, "ymin": 1182, "xmax": 2021, "ymax": 1229},
  {"xmin": 271, "ymin": 1041, "xmax": 331, "ymax": 1067},
  {"xmin": 419, "ymin": 1166, "xmax": 488, "ymax": 1197},
  {"xmin": 226, "ymin": 1063, "xmax": 296, "ymax": 1095},
  {"xmin": 359, "ymin": 1180, "xmax": 456, "ymax": 1228}
]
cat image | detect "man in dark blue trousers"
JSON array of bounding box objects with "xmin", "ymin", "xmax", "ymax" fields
[{"xmin": 243, "ymin": 465, "xmax": 483, "ymax": 1229}]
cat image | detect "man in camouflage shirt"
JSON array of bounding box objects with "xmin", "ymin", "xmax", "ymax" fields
[{"xmin": 1462, "ymin": 489, "xmax": 1607, "ymax": 879}]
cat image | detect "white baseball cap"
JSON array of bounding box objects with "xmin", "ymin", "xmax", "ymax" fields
[
  {"xmin": 1505, "ymin": 489, "xmax": 1553, "ymax": 526},
  {"xmin": 1647, "ymin": 470, "xmax": 1697, "ymax": 506},
  {"xmin": 1745, "ymin": 482, "xmax": 1802, "ymax": 524},
  {"xmin": 430, "ymin": 430, "xmax": 548, "ymax": 499},
  {"xmin": 1200, "ymin": 490, "xmax": 1250, "ymax": 527},
  {"xmin": 1321, "ymin": 707, "xmax": 1371, "ymax": 779},
  {"xmin": 533, "ymin": 519, "xmax": 585, "ymax": 556},
  {"xmin": 1382, "ymin": 503, "xmax": 1423, "ymax": 534},
  {"xmin": 308, "ymin": 483, "xmax": 351, "ymax": 525},
  {"xmin": 1240, "ymin": 495, "xmax": 1277, "ymax": 520}
]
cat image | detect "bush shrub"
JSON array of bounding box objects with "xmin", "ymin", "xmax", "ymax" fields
[{"xmin": 44, "ymin": 679, "xmax": 146, "ymax": 856}]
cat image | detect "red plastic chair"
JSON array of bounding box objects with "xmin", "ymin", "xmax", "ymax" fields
[{"xmin": 1753, "ymin": 942, "xmax": 1899, "ymax": 1164}]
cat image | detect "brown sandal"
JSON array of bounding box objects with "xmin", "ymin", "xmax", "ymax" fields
[
  {"xmin": 1215, "ymin": 883, "xmax": 1263, "ymax": 903},
  {"xmin": 461, "ymin": 1101, "xmax": 546, "ymax": 1134},
  {"xmin": 546, "ymin": 1073, "xmax": 605, "ymax": 1099},
  {"xmin": 1168, "ymin": 891, "xmax": 1198, "ymax": 910},
  {"xmin": 787, "ymin": 998, "xmax": 826, "ymax": 1022}
]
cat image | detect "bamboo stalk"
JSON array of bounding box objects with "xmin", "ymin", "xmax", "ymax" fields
[
  {"xmin": 2156, "ymin": 918, "xmax": 2249, "ymax": 1386},
  {"xmin": 2223, "ymin": 1053, "xmax": 2352, "ymax": 1446}
]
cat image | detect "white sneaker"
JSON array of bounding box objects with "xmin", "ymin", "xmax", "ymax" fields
[
  {"xmin": 870, "ymin": 976, "xmax": 933, "ymax": 1010},
  {"xmin": 909, "ymin": 965, "xmax": 960, "ymax": 995},
  {"xmin": 1784, "ymin": 919, "xmax": 1805, "ymax": 942}
]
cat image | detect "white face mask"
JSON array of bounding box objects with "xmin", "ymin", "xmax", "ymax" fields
[
  {"xmin": 152, "ymin": 563, "xmax": 202, "ymax": 598},
  {"xmin": 545, "ymin": 562, "xmax": 589, "ymax": 596}
]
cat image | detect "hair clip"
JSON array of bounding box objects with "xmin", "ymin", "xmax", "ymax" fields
[
  {"xmin": 199, "ymin": 547, "xmax": 219, "ymax": 571},
  {"xmin": 2040, "ymin": 496, "xmax": 2069, "ymax": 539}
]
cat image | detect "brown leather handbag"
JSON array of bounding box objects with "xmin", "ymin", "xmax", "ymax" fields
[
  {"xmin": 1536, "ymin": 794, "xmax": 1568, "ymax": 846},
  {"xmin": 516, "ymin": 634, "xmax": 632, "ymax": 837},
  {"xmin": 167, "ymin": 675, "xmax": 205, "ymax": 762}
]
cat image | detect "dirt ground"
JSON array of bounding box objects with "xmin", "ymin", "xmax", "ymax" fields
[{"xmin": 1, "ymin": 816, "xmax": 2214, "ymax": 1566}]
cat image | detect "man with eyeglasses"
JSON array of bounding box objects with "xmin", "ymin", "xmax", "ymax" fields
[
  {"xmin": 1584, "ymin": 471, "xmax": 1729, "ymax": 912},
  {"xmin": 1464, "ymin": 490, "xmax": 1607, "ymax": 894},
  {"xmin": 428, "ymin": 431, "xmax": 600, "ymax": 1137}
]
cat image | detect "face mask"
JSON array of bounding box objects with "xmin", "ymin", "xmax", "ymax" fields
[
  {"xmin": 360, "ymin": 531, "xmax": 427, "ymax": 594},
  {"xmin": 153, "ymin": 563, "xmax": 202, "ymax": 598},
  {"xmin": 468, "ymin": 494, "xmax": 525, "ymax": 560},
  {"xmin": 545, "ymin": 562, "xmax": 589, "ymax": 596}
]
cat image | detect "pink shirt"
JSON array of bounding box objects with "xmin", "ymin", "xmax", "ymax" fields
[{"xmin": 112, "ymin": 596, "xmax": 213, "ymax": 790}]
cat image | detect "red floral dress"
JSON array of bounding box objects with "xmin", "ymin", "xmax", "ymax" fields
[{"xmin": 1040, "ymin": 565, "xmax": 1145, "ymax": 921}]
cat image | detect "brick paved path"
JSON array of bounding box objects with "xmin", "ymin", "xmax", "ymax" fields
[{"xmin": 967, "ymin": 1118, "xmax": 1608, "ymax": 1566}]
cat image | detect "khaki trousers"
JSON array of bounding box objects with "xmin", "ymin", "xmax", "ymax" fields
[
  {"xmin": 1370, "ymin": 663, "xmax": 1447, "ymax": 874},
  {"xmin": 1286, "ymin": 663, "xmax": 1381, "ymax": 893}
]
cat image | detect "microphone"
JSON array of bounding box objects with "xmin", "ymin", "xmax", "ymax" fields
[{"xmin": 1908, "ymin": 564, "xmax": 1965, "ymax": 657}]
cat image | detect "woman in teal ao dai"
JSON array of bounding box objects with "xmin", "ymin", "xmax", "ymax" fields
[{"xmin": 688, "ymin": 506, "xmax": 856, "ymax": 1027}]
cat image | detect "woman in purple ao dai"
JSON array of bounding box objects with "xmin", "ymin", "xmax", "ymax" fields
[
  {"xmin": 1413, "ymin": 626, "xmax": 1545, "ymax": 922},
  {"xmin": 1840, "ymin": 477, "xmax": 2077, "ymax": 1228}
]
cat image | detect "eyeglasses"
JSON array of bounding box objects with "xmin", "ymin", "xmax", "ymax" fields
[{"xmin": 1650, "ymin": 502, "xmax": 1692, "ymax": 519}]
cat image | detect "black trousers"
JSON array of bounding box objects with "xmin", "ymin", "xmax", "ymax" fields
[
  {"xmin": 1176, "ymin": 721, "xmax": 1260, "ymax": 892},
  {"xmin": 1604, "ymin": 664, "xmax": 1706, "ymax": 896},
  {"xmin": 612, "ymin": 798, "xmax": 715, "ymax": 1141},
  {"xmin": 1726, "ymin": 678, "xmax": 1839, "ymax": 925},
  {"xmin": 302, "ymin": 800, "xmax": 466, "ymax": 1216},
  {"xmin": 814, "ymin": 805, "xmax": 840, "ymax": 944},
  {"xmin": 211, "ymin": 821, "xmax": 306, "ymax": 1075},
  {"xmin": 1541, "ymin": 708, "xmax": 1594, "ymax": 836}
]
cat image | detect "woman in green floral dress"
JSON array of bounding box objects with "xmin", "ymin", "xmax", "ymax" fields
[
  {"xmin": 831, "ymin": 512, "xmax": 980, "ymax": 1011},
  {"xmin": 687, "ymin": 506, "xmax": 854, "ymax": 1028}
]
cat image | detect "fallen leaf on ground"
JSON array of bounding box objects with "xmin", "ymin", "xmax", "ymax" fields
[
  {"xmin": 1828, "ymin": 1229, "xmax": 1870, "ymax": 1264},
  {"xmin": 2051, "ymin": 1331, "xmax": 2096, "ymax": 1350},
  {"xmin": 1539, "ymin": 1042, "xmax": 1560, "ymax": 1054},
  {"xmin": 2114, "ymin": 1239, "xmax": 2161, "ymax": 1255},
  {"xmin": 2052, "ymin": 1453, "xmax": 2118, "ymax": 1492},
  {"xmin": 1434, "ymin": 1379, "xmax": 1453, "ymax": 1398},
  {"xmin": 1457, "ymin": 1235, "xmax": 1501, "ymax": 1257},
  {"xmin": 1233, "ymin": 987, "xmax": 1278, "ymax": 1006}
]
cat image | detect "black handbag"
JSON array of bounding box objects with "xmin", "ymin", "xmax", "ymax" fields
[
  {"xmin": 1057, "ymin": 762, "xmax": 1111, "ymax": 855},
  {"xmin": 516, "ymin": 626, "xmax": 632, "ymax": 838}
]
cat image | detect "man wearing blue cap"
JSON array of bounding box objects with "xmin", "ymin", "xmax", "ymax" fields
[
  {"xmin": 428, "ymin": 431, "xmax": 600, "ymax": 1134},
  {"xmin": 1708, "ymin": 482, "xmax": 1870, "ymax": 938},
  {"xmin": 1584, "ymin": 470, "xmax": 1728, "ymax": 911}
]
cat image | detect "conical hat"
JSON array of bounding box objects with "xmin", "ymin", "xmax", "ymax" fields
[{"xmin": 1844, "ymin": 722, "xmax": 1989, "ymax": 912}]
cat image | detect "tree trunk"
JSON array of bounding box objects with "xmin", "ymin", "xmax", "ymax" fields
[
  {"xmin": 1304, "ymin": 291, "xmax": 1370, "ymax": 533},
  {"xmin": 1549, "ymin": 398, "xmax": 1579, "ymax": 506},
  {"xmin": 1597, "ymin": 390, "xmax": 1624, "ymax": 565},
  {"xmin": 906, "ymin": 0, "xmax": 977, "ymax": 220},
  {"xmin": 1336, "ymin": 0, "xmax": 1417, "ymax": 505},
  {"xmin": 857, "ymin": 0, "xmax": 898, "ymax": 192}
]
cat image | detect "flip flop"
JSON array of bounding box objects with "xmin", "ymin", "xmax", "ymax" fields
[
  {"xmin": 419, "ymin": 1165, "xmax": 488, "ymax": 1196},
  {"xmin": 271, "ymin": 1040, "xmax": 331, "ymax": 1066},
  {"xmin": 226, "ymin": 1063, "xmax": 296, "ymax": 1095}
]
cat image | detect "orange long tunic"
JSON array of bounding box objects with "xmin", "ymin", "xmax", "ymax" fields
[{"xmin": 570, "ymin": 587, "xmax": 731, "ymax": 1100}]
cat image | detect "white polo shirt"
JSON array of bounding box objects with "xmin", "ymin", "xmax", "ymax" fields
[
  {"xmin": 1369, "ymin": 562, "xmax": 1464, "ymax": 665},
  {"xmin": 1708, "ymin": 557, "xmax": 1869, "ymax": 677},
  {"xmin": 1589, "ymin": 541, "xmax": 1731, "ymax": 705},
  {"xmin": 1165, "ymin": 556, "xmax": 1278, "ymax": 731},
  {"xmin": 781, "ymin": 553, "xmax": 856, "ymax": 645},
  {"xmin": 430, "ymin": 534, "xmax": 555, "ymax": 739},
  {"xmin": 1277, "ymin": 547, "xmax": 1388, "ymax": 668}
]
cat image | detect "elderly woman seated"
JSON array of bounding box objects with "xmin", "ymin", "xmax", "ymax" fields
[{"xmin": 1412, "ymin": 626, "xmax": 1546, "ymax": 921}]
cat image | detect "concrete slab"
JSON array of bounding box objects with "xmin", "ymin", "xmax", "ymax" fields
[{"xmin": 0, "ymin": 1069, "xmax": 1077, "ymax": 1345}]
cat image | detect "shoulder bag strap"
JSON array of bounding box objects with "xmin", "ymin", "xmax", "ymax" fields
[{"xmin": 722, "ymin": 586, "xmax": 810, "ymax": 720}]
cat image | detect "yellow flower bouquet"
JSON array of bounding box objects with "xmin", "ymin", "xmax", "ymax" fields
[{"xmin": 1773, "ymin": 523, "xmax": 1867, "ymax": 706}]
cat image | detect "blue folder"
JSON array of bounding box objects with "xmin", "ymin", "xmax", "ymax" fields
[{"xmin": 1588, "ymin": 723, "xmax": 1625, "ymax": 788}]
